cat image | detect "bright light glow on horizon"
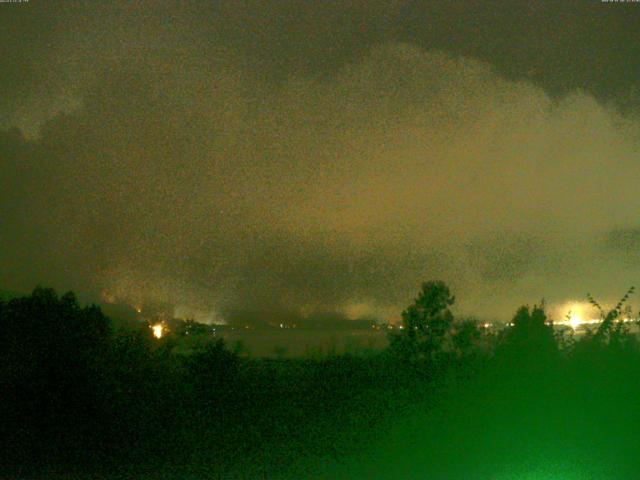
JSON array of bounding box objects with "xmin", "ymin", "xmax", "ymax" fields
[
  {"xmin": 568, "ymin": 311, "xmax": 583, "ymax": 330},
  {"xmin": 152, "ymin": 324, "xmax": 163, "ymax": 339},
  {"xmin": 554, "ymin": 302, "xmax": 598, "ymax": 329},
  {"xmin": 173, "ymin": 305, "xmax": 226, "ymax": 325}
]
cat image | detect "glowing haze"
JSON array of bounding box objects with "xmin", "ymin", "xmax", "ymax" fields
[{"xmin": 2, "ymin": 2, "xmax": 640, "ymax": 324}]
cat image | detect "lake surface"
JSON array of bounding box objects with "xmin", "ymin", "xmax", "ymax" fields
[{"xmin": 212, "ymin": 328, "xmax": 390, "ymax": 357}]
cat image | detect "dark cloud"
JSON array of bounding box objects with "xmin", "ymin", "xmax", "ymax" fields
[
  {"xmin": 2, "ymin": 2, "xmax": 640, "ymax": 323},
  {"xmin": 603, "ymin": 227, "xmax": 640, "ymax": 265}
]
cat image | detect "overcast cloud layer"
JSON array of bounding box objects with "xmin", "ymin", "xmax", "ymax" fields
[{"xmin": 2, "ymin": 2, "xmax": 640, "ymax": 323}]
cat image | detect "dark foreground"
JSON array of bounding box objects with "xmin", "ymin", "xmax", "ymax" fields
[{"xmin": 2, "ymin": 286, "xmax": 640, "ymax": 479}]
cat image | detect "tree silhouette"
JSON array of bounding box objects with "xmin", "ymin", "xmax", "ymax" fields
[
  {"xmin": 497, "ymin": 303, "xmax": 558, "ymax": 364},
  {"xmin": 390, "ymin": 280, "xmax": 455, "ymax": 362},
  {"xmin": 451, "ymin": 318, "xmax": 484, "ymax": 358},
  {"xmin": 0, "ymin": 287, "xmax": 114, "ymax": 464},
  {"xmin": 589, "ymin": 286, "xmax": 635, "ymax": 344}
]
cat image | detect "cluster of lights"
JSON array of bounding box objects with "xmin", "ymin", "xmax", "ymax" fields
[
  {"xmin": 274, "ymin": 323, "xmax": 296, "ymax": 329},
  {"xmin": 558, "ymin": 315, "xmax": 635, "ymax": 330},
  {"xmin": 151, "ymin": 324, "xmax": 163, "ymax": 339},
  {"xmin": 141, "ymin": 303, "xmax": 636, "ymax": 341},
  {"xmin": 561, "ymin": 313, "xmax": 601, "ymax": 330}
]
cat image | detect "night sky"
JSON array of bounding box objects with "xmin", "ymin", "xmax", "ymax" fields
[{"xmin": 2, "ymin": 1, "xmax": 640, "ymax": 324}]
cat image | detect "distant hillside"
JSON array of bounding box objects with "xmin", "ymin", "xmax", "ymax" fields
[{"xmin": 0, "ymin": 289, "xmax": 24, "ymax": 301}]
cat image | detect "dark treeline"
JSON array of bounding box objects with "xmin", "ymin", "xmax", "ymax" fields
[{"xmin": 2, "ymin": 283, "xmax": 640, "ymax": 479}]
